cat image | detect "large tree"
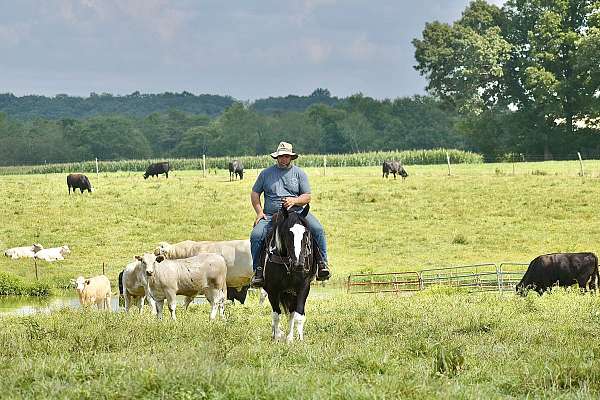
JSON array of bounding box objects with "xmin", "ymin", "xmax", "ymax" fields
[{"xmin": 414, "ymin": 0, "xmax": 600, "ymax": 158}]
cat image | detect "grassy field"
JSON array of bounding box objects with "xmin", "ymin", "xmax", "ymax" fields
[{"xmin": 2, "ymin": 162, "xmax": 600, "ymax": 398}]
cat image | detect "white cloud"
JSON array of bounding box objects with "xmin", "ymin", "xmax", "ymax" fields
[
  {"xmin": 302, "ymin": 38, "xmax": 333, "ymax": 64},
  {"xmin": 348, "ymin": 34, "xmax": 377, "ymax": 61}
]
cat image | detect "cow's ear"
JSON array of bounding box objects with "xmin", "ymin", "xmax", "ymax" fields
[
  {"xmin": 85, "ymin": 279, "xmax": 90, "ymax": 285},
  {"xmin": 156, "ymin": 255, "xmax": 165, "ymax": 263},
  {"xmin": 135, "ymin": 255, "xmax": 142, "ymax": 261}
]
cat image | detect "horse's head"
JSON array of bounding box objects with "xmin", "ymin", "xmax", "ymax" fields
[{"xmin": 272, "ymin": 204, "xmax": 311, "ymax": 269}]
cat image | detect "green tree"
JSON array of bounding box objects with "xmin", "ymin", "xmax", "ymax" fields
[{"xmin": 413, "ymin": 0, "xmax": 600, "ymax": 158}]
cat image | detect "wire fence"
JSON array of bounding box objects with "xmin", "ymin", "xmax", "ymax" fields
[{"xmin": 347, "ymin": 262, "xmax": 529, "ymax": 294}]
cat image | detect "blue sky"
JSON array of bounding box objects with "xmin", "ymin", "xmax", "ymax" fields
[{"xmin": 0, "ymin": 0, "xmax": 505, "ymax": 101}]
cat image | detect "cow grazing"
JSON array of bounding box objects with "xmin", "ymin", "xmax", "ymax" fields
[
  {"xmin": 155, "ymin": 239, "xmax": 253, "ymax": 304},
  {"xmin": 137, "ymin": 253, "xmax": 227, "ymax": 320},
  {"xmin": 228, "ymin": 160, "xmax": 244, "ymax": 181},
  {"xmin": 516, "ymin": 252, "xmax": 599, "ymax": 295},
  {"xmin": 71, "ymin": 275, "xmax": 112, "ymax": 310},
  {"xmin": 144, "ymin": 162, "xmax": 170, "ymax": 179},
  {"xmin": 118, "ymin": 260, "xmax": 157, "ymax": 313},
  {"xmin": 67, "ymin": 173, "xmax": 94, "ymax": 194},
  {"xmin": 4, "ymin": 244, "xmax": 43, "ymax": 259},
  {"xmin": 382, "ymin": 161, "xmax": 408, "ymax": 180},
  {"xmin": 34, "ymin": 245, "xmax": 70, "ymax": 262}
]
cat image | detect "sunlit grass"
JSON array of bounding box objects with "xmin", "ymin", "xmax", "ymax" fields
[
  {"xmin": 2, "ymin": 162, "xmax": 600, "ymax": 287},
  {"xmin": 2, "ymin": 162, "xmax": 600, "ymax": 397}
]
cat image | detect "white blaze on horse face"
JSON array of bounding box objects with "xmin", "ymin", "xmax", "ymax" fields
[
  {"xmin": 289, "ymin": 224, "xmax": 306, "ymax": 260},
  {"xmin": 275, "ymin": 227, "xmax": 280, "ymax": 253}
]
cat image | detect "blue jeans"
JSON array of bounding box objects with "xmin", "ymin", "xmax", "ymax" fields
[{"xmin": 250, "ymin": 212, "xmax": 327, "ymax": 270}]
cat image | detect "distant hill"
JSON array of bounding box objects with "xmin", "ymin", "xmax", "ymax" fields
[
  {"xmin": 251, "ymin": 88, "xmax": 342, "ymax": 114},
  {"xmin": 0, "ymin": 88, "xmax": 344, "ymax": 120},
  {"xmin": 0, "ymin": 91, "xmax": 236, "ymax": 120}
]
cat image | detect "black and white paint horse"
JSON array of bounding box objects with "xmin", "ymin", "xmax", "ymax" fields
[{"xmin": 261, "ymin": 204, "xmax": 317, "ymax": 342}]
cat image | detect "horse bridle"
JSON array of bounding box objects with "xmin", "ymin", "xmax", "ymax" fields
[{"xmin": 265, "ymin": 224, "xmax": 313, "ymax": 275}]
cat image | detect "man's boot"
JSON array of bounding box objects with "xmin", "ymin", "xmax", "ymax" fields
[
  {"xmin": 251, "ymin": 267, "xmax": 264, "ymax": 287},
  {"xmin": 316, "ymin": 261, "xmax": 331, "ymax": 281}
]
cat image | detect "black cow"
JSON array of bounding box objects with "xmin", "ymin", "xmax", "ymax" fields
[
  {"xmin": 516, "ymin": 252, "xmax": 599, "ymax": 295},
  {"xmin": 67, "ymin": 173, "xmax": 93, "ymax": 194},
  {"xmin": 382, "ymin": 160, "xmax": 408, "ymax": 180},
  {"xmin": 227, "ymin": 285, "xmax": 249, "ymax": 304},
  {"xmin": 144, "ymin": 162, "xmax": 169, "ymax": 179},
  {"xmin": 228, "ymin": 160, "xmax": 244, "ymax": 181}
]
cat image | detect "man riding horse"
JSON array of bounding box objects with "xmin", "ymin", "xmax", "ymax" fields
[{"xmin": 250, "ymin": 141, "xmax": 331, "ymax": 287}]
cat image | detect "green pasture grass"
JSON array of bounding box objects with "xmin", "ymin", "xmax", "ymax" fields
[
  {"xmin": 2, "ymin": 163, "xmax": 600, "ymax": 397},
  {"xmin": 2, "ymin": 161, "xmax": 600, "ymax": 288},
  {"xmin": 1, "ymin": 290, "xmax": 600, "ymax": 398}
]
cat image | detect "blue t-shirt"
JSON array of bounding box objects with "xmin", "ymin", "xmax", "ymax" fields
[{"xmin": 252, "ymin": 164, "xmax": 311, "ymax": 215}]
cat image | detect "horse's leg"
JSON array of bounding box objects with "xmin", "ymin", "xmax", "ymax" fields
[
  {"xmin": 268, "ymin": 292, "xmax": 283, "ymax": 340},
  {"xmin": 287, "ymin": 310, "xmax": 306, "ymax": 343},
  {"xmin": 293, "ymin": 284, "xmax": 311, "ymax": 341},
  {"xmin": 259, "ymin": 288, "xmax": 268, "ymax": 305}
]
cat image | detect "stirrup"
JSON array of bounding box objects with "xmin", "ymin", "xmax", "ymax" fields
[
  {"xmin": 316, "ymin": 263, "xmax": 331, "ymax": 281},
  {"xmin": 251, "ymin": 268, "xmax": 264, "ymax": 288}
]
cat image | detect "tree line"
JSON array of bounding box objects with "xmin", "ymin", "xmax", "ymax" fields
[{"xmin": 0, "ymin": 93, "xmax": 464, "ymax": 165}]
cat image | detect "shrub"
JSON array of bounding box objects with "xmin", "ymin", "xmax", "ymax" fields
[{"xmin": 0, "ymin": 272, "xmax": 51, "ymax": 296}]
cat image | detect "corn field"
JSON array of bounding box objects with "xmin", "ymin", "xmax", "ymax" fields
[{"xmin": 0, "ymin": 149, "xmax": 483, "ymax": 175}]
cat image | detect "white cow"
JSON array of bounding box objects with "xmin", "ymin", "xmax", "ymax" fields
[
  {"xmin": 138, "ymin": 252, "xmax": 227, "ymax": 320},
  {"xmin": 35, "ymin": 245, "xmax": 70, "ymax": 262},
  {"xmin": 118, "ymin": 260, "xmax": 157, "ymax": 313},
  {"xmin": 71, "ymin": 275, "xmax": 112, "ymax": 310},
  {"xmin": 155, "ymin": 240, "xmax": 253, "ymax": 303},
  {"xmin": 4, "ymin": 244, "xmax": 44, "ymax": 259}
]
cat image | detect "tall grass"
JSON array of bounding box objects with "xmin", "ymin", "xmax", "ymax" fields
[
  {"xmin": 0, "ymin": 290, "xmax": 600, "ymax": 398},
  {"xmin": 0, "ymin": 272, "xmax": 50, "ymax": 296},
  {"xmin": 0, "ymin": 149, "xmax": 482, "ymax": 175}
]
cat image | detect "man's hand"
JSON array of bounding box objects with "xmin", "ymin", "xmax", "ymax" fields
[
  {"xmin": 282, "ymin": 197, "xmax": 297, "ymax": 209},
  {"xmin": 253, "ymin": 211, "xmax": 266, "ymax": 227}
]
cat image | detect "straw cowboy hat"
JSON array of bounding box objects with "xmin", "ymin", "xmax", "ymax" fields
[{"xmin": 270, "ymin": 141, "xmax": 298, "ymax": 159}]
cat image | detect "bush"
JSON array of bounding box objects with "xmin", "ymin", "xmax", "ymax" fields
[{"xmin": 0, "ymin": 272, "xmax": 51, "ymax": 296}]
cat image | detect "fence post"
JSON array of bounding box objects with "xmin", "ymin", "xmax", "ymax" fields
[
  {"xmin": 512, "ymin": 154, "xmax": 515, "ymax": 175},
  {"xmin": 34, "ymin": 259, "xmax": 38, "ymax": 281},
  {"xmin": 95, "ymin": 158, "xmax": 99, "ymax": 181},
  {"xmin": 202, "ymin": 155, "xmax": 206, "ymax": 178},
  {"xmin": 347, "ymin": 274, "xmax": 351, "ymax": 293},
  {"xmin": 102, "ymin": 262, "xmax": 105, "ymax": 276},
  {"xmin": 496, "ymin": 264, "xmax": 502, "ymax": 292},
  {"xmin": 577, "ymin": 152, "xmax": 584, "ymax": 176},
  {"xmin": 446, "ymin": 151, "xmax": 451, "ymax": 176},
  {"xmin": 323, "ymin": 156, "xmax": 327, "ymax": 176}
]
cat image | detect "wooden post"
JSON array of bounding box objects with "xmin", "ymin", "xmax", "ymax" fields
[
  {"xmin": 446, "ymin": 151, "xmax": 451, "ymax": 176},
  {"xmin": 95, "ymin": 158, "xmax": 99, "ymax": 181},
  {"xmin": 34, "ymin": 259, "xmax": 38, "ymax": 281},
  {"xmin": 102, "ymin": 262, "xmax": 105, "ymax": 276},
  {"xmin": 577, "ymin": 152, "xmax": 584, "ymax": 176},
  {"xmin": 202, "ymin": 155, "xmax": 206, "ymax": 178},
  {"xmin": 323, "ymin": 156, "xmax": 327, "ymax": 176}
]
